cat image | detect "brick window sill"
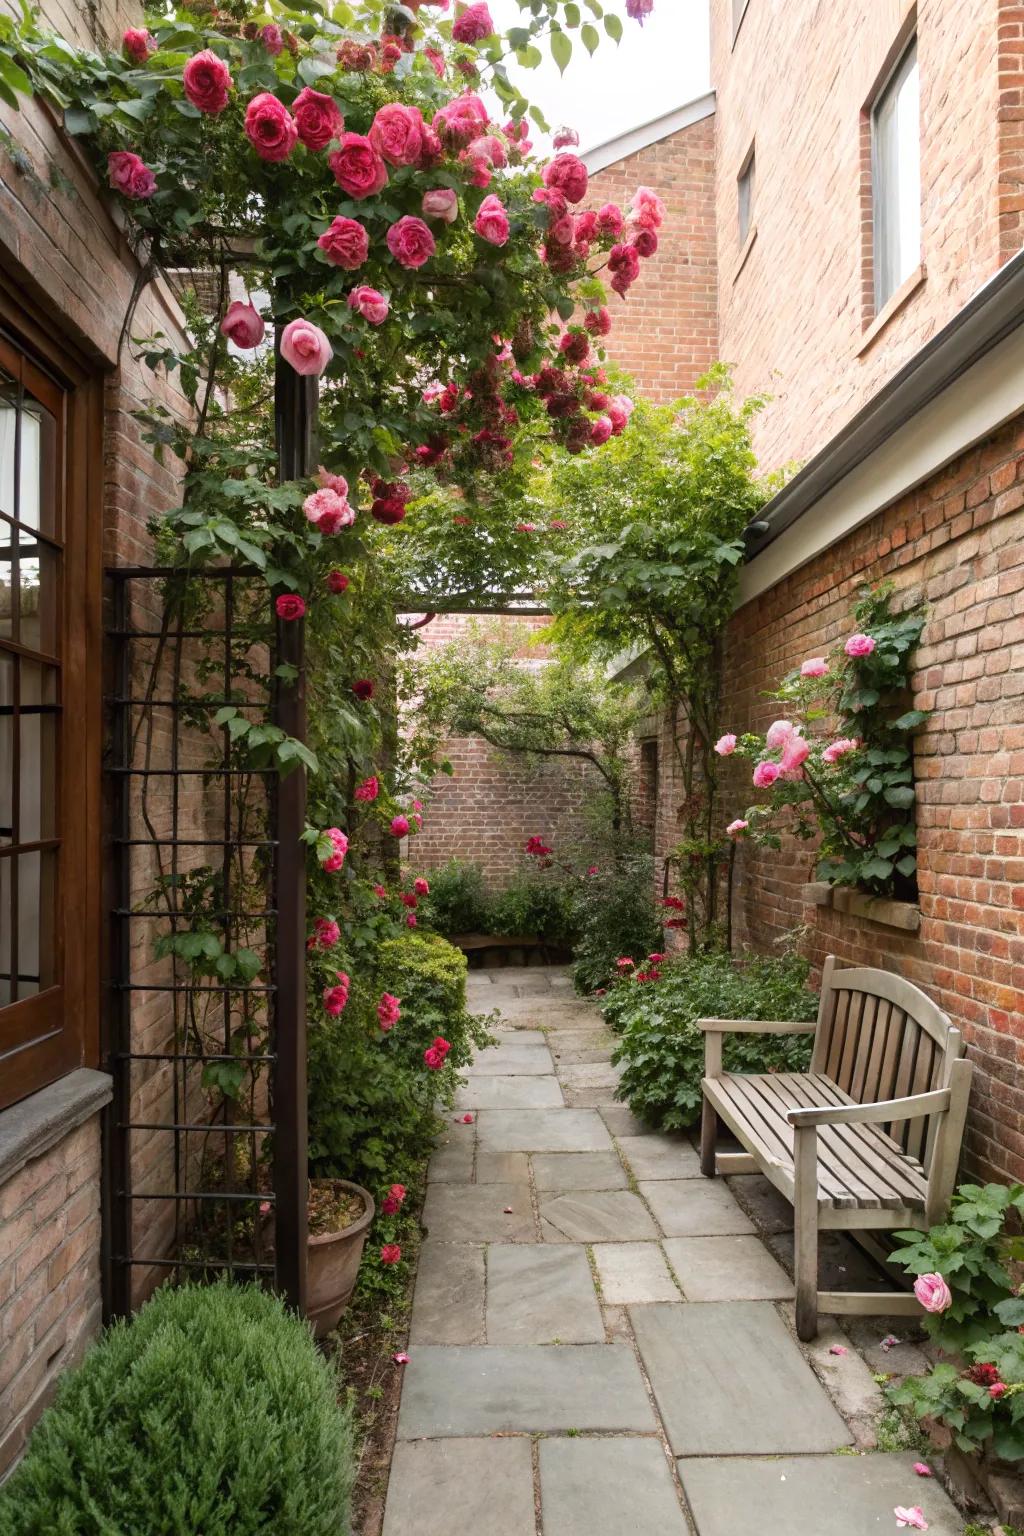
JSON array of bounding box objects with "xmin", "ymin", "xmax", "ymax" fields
[
  {"xmin": 857, "ymin": 263, "xmax": 926, "ymax": 357},
  {"xmin": 733, "ymin": 224, "xmax": 758, "ymax": 283},
  {"xmin": 803, "ymin": 882, "xmax": 921, "ymax": 933},
  {"xmin": 0, "ymin": 1069, "xmax": 112, "ymax": 1187}
]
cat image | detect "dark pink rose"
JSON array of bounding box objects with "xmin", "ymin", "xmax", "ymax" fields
[
  {"xmin": 542, "ymin": 152, "xmax": 588, "ymax": 204},
  {"xmin": 219, "ymin": 301, "xmax": 264, "ymax": 348},
  {"xmin": 608, "ymin": 241, "xmax": 641, "ymax": 296},
  {"xmin": 433, "ymin": 92, "xmax": 489, "ymax": 147},
  {"xmin": 244, "ymin": 93, "xmax": 298, "ymax": 162},
  {"xmin": 630, "ymin": 185, "xmax": 666, "ymax": 230},
  {"xmin": 260, "ymin": 24, "xmax": 284, "ymax": 55},
  {"xmin": 280, "ymin": 318, "xmax": 333, "ymax": 376},
  {"xmin": 633, "ymin": 227, "xmax": 658, "ymax": 258},
  {"xmin": 584, "ymin": 305, "xmax": 612, "ymax": 336},
  {"xmin": 275, "ymin": 593, "xmax": 306, "ymax": 621},
  {"xmin": 386, "ymin": 215, "xmax": 436, "ymax": 269},
  {"xmin": 292, "ymin": 87, "xmax": 344, "ymax": 152},
  {"xmin": 347, "ymin": 285, "xmax": 390, "ymax": 324},
  {"xmin": 318, "ymin": 216, "xmax": 370, "ymax": 269},
  {"xmin": 422, "ymin": 187, "xmax": 459, "ymax": 223},
  {"xmin": 369, "ymin": 102, "xmax": 424, "ymax": 166},
  {"xmin": 596, "ymin": 202, "xmax": 624, "ymax": 237},
  {"xmin": 474, "ymin": 193, "xmax": 509, "ymax": 246},
  {"xmin": 590, "ymin": 415, "xmax": 613, "ymax": 445},
  {"xmin": 553, "ymin": 125, "xmax": 580, "ymax": 149},
  {"xmin": 123, "ymin": 28, "xmax": 155, "ymax": 62},
  {"xmin": 424, "ymin": 46, "xmax": 445, "ymax": 78},
  {"xmin": 107, "ymin": 151, "xmax": 157, "ymax": 200},
  {"xmin": 182, "ymin": 49, "xmax": 232, "ymax": 115},
  {"xmin": 452, "ymin": 2, "xmax": 494, "ymax": 42},
  {"xmin": 328, "ymin": 133, "xmax": 388, "ymax": 198}
]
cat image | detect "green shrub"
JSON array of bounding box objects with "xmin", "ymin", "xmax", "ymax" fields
[
  {"xmin": 0, "ymin": 1283, "xmax": 354, "ymax": 1536},
  {"xmin": 418, "ymin": 859, "xmax": 492, "ymax": 936},
  {"xmin": 609, "ymin": 951, "xmax": 818, "ymax": 1131},
  {"xmin": 491, "ymin": 869, "xmax": 579, "ymax": 946},
  {"xmin": 570, "ymin": 850, "xmax": 661, "ymax": 994}
]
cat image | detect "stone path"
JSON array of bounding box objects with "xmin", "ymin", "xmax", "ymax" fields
[{"xmin": 381, "ymin": 967, "xmax": 964, "ymax": 1536}]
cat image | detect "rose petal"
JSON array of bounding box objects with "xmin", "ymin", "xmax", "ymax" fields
[
  {"xmin": 503, "ymin": 1206, "xmax": 514, "ymax": 1214},
  {"xmin": 913, "ymin": 1463, "xmax": 931, "ymax": 1478},
  {"xmin": 392, "ymin": 1351, "xmax": 410, "ymax": 1365},
  {"xmin": 829, "ymin": 1345, "xmax": 848, "ymax": 1356}
]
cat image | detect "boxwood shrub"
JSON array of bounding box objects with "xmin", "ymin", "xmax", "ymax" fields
[{"xmin": 0, "ymin": 1282, "xmax": 354, "ymax": 1536}]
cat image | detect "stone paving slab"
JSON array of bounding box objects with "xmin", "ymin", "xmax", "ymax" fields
[
  {"xmin": 422, "ymin": 1183, "xmax": 535, "ymax": 1243},
  {"xmin": 409, "ymin": 1244, "xmax": 485, "ymax": 1345},
  {"xmin": 639, "ymin": 1179, "xmax": 756, "ymax": 1237},
  {"xmin": 396, "ymin": 1345, "xmax": 657, "ymax": 1437},
  {"xmin": 592, "ymin": 1242, "xmax": 680, "ymax": 1304},
  {"xmin": 662, "ymin": 1235, "xmax": 795, "ymax": 1301},
  {"xmin": 427, "ymin": 1131, "xmax": 475, "ymax": 1183},
  {"xmin": 539, "ymin": 1190, "xmax": 658, "ymax": 1243},
  {"xmin": 531, "ymin": 1151, "xmax": 628, "ymax": 1191},
  {"xmin": 630, "ymin": 1302, "xmax": 852, "ymax": 1455},
  {"xmin": 598, "ymin": 1104, "xmax": 650, "ymax": 1138},
  {"xmin": 538, "ymin": 1437, "xmax": 689, "ymax": 1536},
  {"xmin": 474, "ymin": 1151, "xmax": 530, "ymax": 1184},
  {"xmin": 477, "ymin": 1108, "xmax": 612, "ymax": 1153},
  {"xmin": 486, "ymin": 1244, "xmax": 603, "ymax": 1344},
  {"xmin": 679, "ymin": 1453, "xmax": 963, "ymax": 1536},
  {"xmin": 465, "ymin": 1046, "xmax": 554, "ymax": 1076},
  {"xmin": 383, "ymin": 1439, "xmax": 535, "ymax": 1536},
  {"xmin": 455, "ymin": 1074, "xmax": 565, "ymax": 1110},
  {"xmin": 549, "ymin": 1043, "xmax": 615, "ymax": 1064},
  {"xmin": 617, "ymin": 1135, "xmax": 700, "ymax": 1181},
  {"xmin": 555, "ymin": 1062, "xmax": 622, "ymax": 1090}
]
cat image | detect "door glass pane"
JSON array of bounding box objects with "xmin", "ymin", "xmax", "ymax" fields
[
  {"xmin": 0, "ymin": 858, "xmax": 9, "ymax": 1006},
  {"xmin": 0, "ymin": 654, "xmax": 11, "ymax": 848},
  {"xmin": 19, "ymin": 662, "xmax": 58, "ymax": 843},
  {"xmin": 18, "ymin": 537, "xmax": 58, "ymax": 656},
  {"xmin": 18, "ymin": 399, "xmax": 56, "ymax": 536},
  {"xmin": 15, "ymin": 849, "xmax": 56, "ymax": 999},
  {"xmin": 0, "ymin": 520, "xmax": 13, "ymax": 642},
  {"xmin": 0, "ymin": 370, "xmax": 15, "ymax": 520}
]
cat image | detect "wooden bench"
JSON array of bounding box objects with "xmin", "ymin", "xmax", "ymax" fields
[{"xmin": 699, "ymin": 957, "xmax": 973, "ymax": 1340}]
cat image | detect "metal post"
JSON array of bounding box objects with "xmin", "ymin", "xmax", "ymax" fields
[{"xmin": 270, "ymin": 332, "xmax": 316, "ymax": 1313}]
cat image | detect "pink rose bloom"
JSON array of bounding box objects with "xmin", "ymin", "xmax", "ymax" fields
[
  {"xmin": 626, "ymin": 0, "xmax": 654, "ymax": 22},
  {"xmin": 322, "ymin": 828, "xmax": 349, "ymax": 874},
  {"xmin": 894, "ymin": 1510, "xmax": 928, "ymax": 1531},
  {"xmin": 425, "ymin": 46, "xmax": 446, "ymax": 78},
  {"xmin": 801, "ymin": 656, "xmax": 828, "ymax": 678},
  {"xmin": 311, "ymin": 917, "xmax": 341, "ymax": 949},
  {"xmin": 318, "ymin": 467, "xmax": 348, "ymax": 495},
  {"xmin": 423, "ymin": 1047, "xmax": 445, "ymax": 1071},
  {"xmin": 913, "ymin": 1273, "xmax": 952, "ymax": 1313},
  {"xmin": 406, "ymin": 913, "xmax": 417, "ymax": 927},
  {"xmin": 328, "ymin": 133, "xmax": 388, "ymax": 198},
  {"xmin": 322, "ymin": 977, "xmax": 349, "ymax": 1016},
  {"xmin": 414, "ymin": 877, "xmax": 430, "ymax": 895},
  {"xmin": 633, "ymin": 228, "xmax": 658, "ymax": 258},
  {"xmin": 219, "ymin": 300, "xmax": 264, "ymax": 349},
  {"xmin": 347, "ymin": 285, "xmax": 390, "ymax": 324},
  {"xmin": 630, "ymin": 185, "xmax": 666, "ymax": 230},
  {"xmin": 260, "ymin": 23, "xmax": 284, "ymax": 54},
  {"xmin": 467, "ymin": 133, "xmax": 507, "ymax": 169},
  {"xmin": 370, "ymin": 102, "xmax": 424, "ymax": 166},
  {"xmin": 607, "ymin": 402, "xmax": 628, "ymax": 436},
  {"xmin": 553, "ymin": 125, "xmax": 580, "ymax": 149},
  {"xmin": 386, "ymin": 215, "xmax": 436, "ymax": 269},
  {"xmin": 714, "ymin": 733, "xmax": 737, "ymax": 756},
  {"xmin": 354, "ymin": 776, "xmax": 379, "ymax": 802},
  {"xmin": 303, "ymin": 487, "xmax": 354, "ymax": 532},
  {"xmin": 380, "ymin": 1244, "xmax": 401, "ymax": 1265},
  {"xmin": 822, "ymin": 736, "xmax": 860, "ymax": 764},
  {"xmin": 318, "ymin": 215, "xmax": 370, "ymax": 270},
  {"xmin": 991, "ymin": 1381, "xmax": 1008, "ymax": 1398},
  {"xmin": 275, "ymin": 593, "xmax": 306, "ymax": 620},
  {"xmin": 753, "ymin": 760, "xmax": 781, "ymax": 789},
  {"xmin": 590, "ymin": 416, "xmax": 613, "ymax": 446},
  {"xmin": 327, "ymin": 569, "xmax": 349, "ymax": 594},
  {"xmin": 377, "ymin": 992, "xmax": 402, "ymax": 1029},
  {"xmin": 390, "ymin": 815, "xmax": 410, "ymax": 837},
  {"xmin": 107, "ymin": 151, "xmax": 156, "ymax": 200},
  {"xmin": 183, "ymin": 49, "xmax": 232, "ymax": 114},
  {"xmin": 913, "ymin": 1464, "xmax": 932, "ymax": 1478},
  {"xmin": 765, "ymin": 718, "xmax": 795, "ymax": 750},
  {"xmin": 452, "ymin": 2, "xmax": 494, "ymax": 43},
  {"xmin": 584, "ymin": 306, "xmax": 612, "ymax": 337},
  {"xmin": 596, "ymin": 203, "xmax": 625, "ymax": 237},
  {"xmin": 845, "ymin": 632, "xmax": 876, "ymax": 657},
  {"xmin": 280, "ymin": 318, "xmax": 333, "ymax": 377},
  {"xmin": 434, "ymin": 93, "xmax": 489, "ymax": 147},
  {"xmin": 474, "ymin": 193, "xmax": 510, "ymax": 246},
  {"xmin": 609, "ymin": 242, "xmax": 641, "ymax": 297},
  {"xmin": 780, "ymin": 734, "xmax": 810, "ymax": 776},
  {"xmin": 726, "ymin": 819, "xmax": 749, "ymax": 836},
  {"xmin": 292, "ymin": 87, "xmax": 344, "ymax": 152},
  {"xmin": 422, "ymin": 187, "xmax": 459, "ymax": 223},
  {"xmin": 244, "ymin": 93, "xmax": 298, "ymax": 162},
  {"xmin": 543, "ymin": 152, "xmax": 589, "ymax": 204},
  {"xmin": 123, "ymin": 28, "xmax": 155, "ymax": 62}
]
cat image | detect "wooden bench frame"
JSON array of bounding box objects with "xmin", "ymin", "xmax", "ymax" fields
[{"xmin": 699, "ymin": 957, "xmax": 973, "ymax": 1340}]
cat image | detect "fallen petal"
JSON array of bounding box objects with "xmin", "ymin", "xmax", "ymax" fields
[
  {"xmin": 461, "ymin": 1113, "xmax": 474, "ymax": 1123},
  {"xmin": 913, "ymin": 1464, "xmax": 931, "ymax": 1478},
  {"xmin": 880, "ymin": 1334, "xmax": 900, "ymax": 1351},
  {"xmin": 392, "ymin": 1351, "xmax": 410, "ymax": 1365},
  {"xmin": 829, "ymin": 1345, "xmax": 848, "ymax": 1356},
  {"xmin": 894, "ymin": 1507, "xmax": 928, "ymax": 1531},
  {"xmin": 503, "ymin": 1206, "xmax": 514, "ymax": 1214}
]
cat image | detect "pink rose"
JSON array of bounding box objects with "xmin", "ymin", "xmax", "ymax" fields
[
  {"xmin": 801, "ymin": 657, "xmax": 828, "ymax": 678},
  {"xmin": 280, "ymin": 318, "xmax": 333, "ymax": 376},
  {"xmin": 380, "ymin": 1244, "xmax": 402, "ymax": 1265},
  {"xmin": 630, "ymin": 185, "xmax": 666, "ymax": 230},
  {"xmin": 913, "ymin": 1273, "xmax": 952, "ymax": 1313},
  {"xmin": 182, "ymin": 49, "xmax": 232, "ymax": 115},
  {"xmin": 292, "ymin": 87, "xmax": 344, "ymax": 152},
  {"xmin": 845, "ymin": 632, "xmax": 876, "ymax": 657},
  {"xmin": 261, "ymin": 24, "xmax": 284, "ymax": 55},
  {"xmin": 311, "ymin": 917, "xmax": 340, "ymax": 949},
  {"xmin": 822, "ymin": 736, "xmax": 860, "ymax": 764},
  {"xmin": 753, "ymin": 760, "xmax": 781, "ymax": 788},
  {"xmin": 452, "ymin": 2, "xmax": 494, "ymax": 42},
  {"xmin": 894, "ymin": 1509, "xmax": 928, "ymax": 1531},
  {"xmin": 123, "ymin": 28, "xmax": 155, "ymax": 62},
  {"xmin": 327, "ymin": 570, "xmax": 349, "ymax": 595},
  {"xmin": 913, "ymin": 1464, "xmax": 931, "ymax": 1478},
  {"xmin": 553, "ymin": 125, "xmax": 579, "ymax": 149},
  {"xmin": 542, "ymin": 152, "xmax": 589, "ymax": 204},
  {"xmin": 244, "ymin": 93, "xmax": 298, "ymax": 162},
  {"xmin": 434, "ymin": 93, "xmax": 489, "ymax": 148},
  {"xmin": 608, "ymin": 242, "xmax": 641, "ymax": 297},
  {"xmin": 390, "ymin": 815, "xmax": 410, "ymax": 837},
  {"xmin": 275, "ymin": 593, "xmax": 306, "ymax": 621},
  {"xmin": 414, "ymin": 877, "xmax": 430, "ymax": 895},
  {"xmin": 328, "ymin": 133, "xmax": 389, "ymax": 198},
  {"xmin": 596, "ymin": 203, "xmax": 624, "ymax": 237},
  {"xmin": 386, "ymin": 215, "xmax": 436, "ymax": 269},
  {"xmin": 219, "ymin": 300, "xmax": 264, "ymax": 349},
  {"xmin": 107, "ymin": 151, "xmax": 156, "ymax": 200},
  {"xmin": 370, "ymin": 102, "xmax": 425, "ymax": 166},
  {"xmin": 347, "ymin": 285, "xmax": 390, "ymax": 324},
  {"xmin": 990, "ymin": 1382, "xmax": 1008, "ymax": 1399},
  {"xmin": 318, "ymin": 467, "xmax": 348, "ymax": 495},
  {"xmin": 474, "ymin": 193, "xmax": 510, "ymax": 246},
  {"xmin": 607, "ymin": 401, "xmax": 629, "ymax": 436},
  {"xmin": 422, "ymin": 187, "xmax": 459, "ymax": 223},
  {"xmin": 765, "ymin": 719, "xmax": 795, "ymax": 750},
  {"xmin": 423, "ymin": 1047, "xmax": 445, "ymax": 1070},
  {"xmin": 726, "ymin": 819, "xmax": 749, "ymax": 836},
  {"xmin": 780, "ymin": 735, "xmax": 810, "ymax": 776},
  {"xmin": 714, "ymin": 733, "xmax": 737, "ymax": 756},
  {"xmin": 303, "ymin": 487, "xmax": 354, "ymax": 531},
  {"xmin": 321, "ymin": 827, "xmax": 348, "ymax": 873},
  {"xmin": 318, "ymin": 216, "xmax": 370, "ymax": 270},
  {"xmin": 590, "ymin": 416, "xmax": 612, "ymax": 446}
]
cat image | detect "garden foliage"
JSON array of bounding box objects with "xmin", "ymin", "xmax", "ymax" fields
[{"xmin": 0, "ymin": 1283, "xmax": 355, "ymax": 1536}]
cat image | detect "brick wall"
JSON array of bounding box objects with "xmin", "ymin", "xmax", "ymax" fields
[{"xmin": 585, "ymin": 110, "xmax": 719, "ymax": 401}]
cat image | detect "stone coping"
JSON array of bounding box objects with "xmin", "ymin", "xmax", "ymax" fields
[
  {"xmin": 803, "ymin": 882, "xmax": 921, "ymax": 933},
  {"xmin": 0, "ymin": 1069, "xmax": 112, "ymax": 1186}
]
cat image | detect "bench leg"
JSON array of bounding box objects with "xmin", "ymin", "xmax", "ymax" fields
[
  {"xmin": 794, "ymin": 1125, "xmax": 819, "ymax": 1342},
  {"xmin": 700, "ymin": 1096, "xmax": 718, "ymax": 1178}
]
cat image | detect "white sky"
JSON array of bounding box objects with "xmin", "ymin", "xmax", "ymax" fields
[{"xmin": 485, "ymin": 0, "xmax": 711, "ymax": 154}]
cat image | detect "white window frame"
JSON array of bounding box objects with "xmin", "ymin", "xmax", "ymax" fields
[
  {"xmin": 738, "ymin": 146, "xmax": 755, "ymax": 246},
  {"xmin": 871, "ymin": 37, "xmax": 921, "ymax": 312}
]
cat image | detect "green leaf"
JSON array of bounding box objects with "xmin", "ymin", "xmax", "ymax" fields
[
  {"xmin": 297, "ymin": 56, "xmax": 337, "ymax": 86},
  {"xmin": 62, "ymin": 106, "xmax": 96, "ymax": 135},
  {"xmin": 550, "ymin": 28, "xmax": 573, "ymax": 72},
  {"xmin": 603, "ymin": 11, "xmax": 623, "ymax": 41},
  {"xmin": 883, "ymin": 785, "xmax": 916, "ymax": 808},
  {"xmin": 860, "ymin": 856, "xmax": 894, "ymax": 881},
  {"xmin": 563, "ymin": 2, "xmax": 581, "ymax": 24},
  {"xmin": 581, "ymin": 22, "xmax": 600, "ymax": 53},
  {"xmin": 894, "ymin": 709, "xmax": 929, "ymax": 730},
  {"xmin": 0, "ymin": 52, "xmax": 31, "ymax": 98},
  {"xmin": 895, "ymin": 854, "xmax": 917, "ymax": 877}
]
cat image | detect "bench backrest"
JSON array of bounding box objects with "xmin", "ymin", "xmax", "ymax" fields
[{"xmin": 811, "ymin": 957, "xmax": 962, "ymax": 1170}]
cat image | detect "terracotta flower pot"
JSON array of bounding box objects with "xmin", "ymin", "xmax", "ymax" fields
[{"xmin": 307, "ymin": 1179, "xmax": 375, "ymax": 1339}]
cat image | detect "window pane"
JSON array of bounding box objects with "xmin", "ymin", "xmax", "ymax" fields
[
  {"xmin": 0, "ymin": 370, "xmax": 15, "ymax": 520},
  {"xmin": 18, "ymin": 398, "xmax": 56, "ymax": 536},
  {"xmin": 738, "ymin": 155, "xmax": 755, "ymax": 244},
  {"xmin": 13, "ymin": 850, "xmax": 57, "ymax": 1000},
  {"xmin": 0, "ymin": 858, "xmax": 9, "ymax": 1007},
  {"xmin": 0, "ymin": 654, "xmax": 11, "ymax": 847},
  {"xmin": 19, "ymin": 662, "xmax": 59, "ymax": 844},
  {"xmin": 0, "ymin": 521, "xmax": 12, "ymax": 642},
  {"xmin": 873, "ymin": 41, "xmax": 920, "ymax": 310},
  {"xmin": 17, "ymin": 537, "xmax": 58, "ymax": 656}
]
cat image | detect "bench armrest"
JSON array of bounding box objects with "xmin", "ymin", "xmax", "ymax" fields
[
  {"xmin": 696, "ymin": 1018, "xmax": 817, "ymax": 1035},
  {"xmin": 786, "ymin": 1086, "xmax": 951, "ymax": 1128}
]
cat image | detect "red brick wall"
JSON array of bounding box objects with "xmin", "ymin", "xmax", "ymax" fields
[{"xmin": 585, "ymin": 111, "xmax": 719, "ymax": 401}]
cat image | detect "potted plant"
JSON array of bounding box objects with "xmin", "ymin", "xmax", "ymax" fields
[{"xmin": 305, "ymin": 1178, "xmax": 376, "ymax": 1338}]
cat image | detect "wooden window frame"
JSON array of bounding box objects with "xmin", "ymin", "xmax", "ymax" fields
[{"xmin": 0, "ymin": 279, "xmax": 103, "ymax": 1111}]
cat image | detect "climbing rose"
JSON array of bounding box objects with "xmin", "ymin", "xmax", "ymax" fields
[
  {"xmin": 318, "ymin": 216, "xmax": 369, "ymax": 269},
  {"xmin": 377, "ymin": 993, "xmax": 402, "ymax": 1030},
  {"xmin": 714, "ymin": 733, "xmax": 737, "ymax": 756},
  {"xmin": 381, "ymin": 1182, "xmax": 406, "ymax": 1214},
  {"xmin": 590, "ymin": 417, "xmax": 613, "ymax": 446},
  {"xmin": 753, "ymin": 760, "xmax": 781, "ymax": 788},
  {"xmin": 321, "ymin": 827, "xmax": 348, "ymax": 872},
  {"xmin": 261, "ymin": 23, "xmax": 284, "ymax": 54},
  {"xmin": 328, "ymin": 133, "xmax": 388, "ymax": 198},
  {"xmin": 894, "ymin": 1511, "xmax": 928, "ymax": 1532},
  {"xmin": 432, "ymin": 1037, "xmax": 451, "ymax": 1055},
  {"xmin": 913, "ymin": 1273, "xmax": 953, "ymax": 1313},
  {"xmin": 400, "ymin": 892, "xmax": 418, "ymax": 909},
  {"xmin": 845, "ymin": 632, "xmax": 876, "ymax": 657},
  {"xmin": 183, "ymin": 49, "xmax": 232, "ymax": 114},
  {"xmin": 633, "ymin": 228, "xmax": 658, "ymax": 259},
  {"xmin": 423, "ymin": 187, "xmax": 459, "ymax": 223},
  {"xmin": 370, "ymin": 102, "xmax": 425, "ymax": 165},
  {"xmin": 311, "ymin": 917, "xmax": 340, "ymax": 949},
  {"xmin": 352, "ymin": 679, "xmax": 375, "ymax": 700},
  {"xmin": 323, "ymin": 972, "xmax": 350, "ymax": 1015},
  {"xmin": 327, "ymin": 570, "xmax": 350, "ymax": 594},
  {"xmin": 280, "ymin": 319, "xmax": 333, "ymax": 376},
  {"xmin": 107, "ymin": 151, "xmax": 156, "ymax": 200},
  {"xmin": 524, "ymin": 835, "xmax": 552, "ymax": 856},
  {"xmin": 220, "ymin": 300, "xmax": 264, "ymax": 349},
  {"xmin": 348, "ymin": 285, "xmax": 390, "ymax": 324},
  {"xmin": 780, "ymin": 735, "xmax": 811, "ymax": 776},
  {"xmin": 616, "ymin": 957, "xmax": 635, "ymax": 970},
  {"xmin": 390, "ymin": 815, "xmax": 410, "ymax": 837},
  {"xmin": 822, "ymin": 737, "xmax": 860, "ymax": 764},
  {"xmin": 414, "ymin": 877, "xmax": 430, "ymax": 895},
  {"xmin": 626, "ymin": 0, "xmax": 654, "ymax": 21},
  {"xmin": 380, "ymin": 1244, "xmax": 402, "ymax": 1265},
  {"xmin": 371, "ymin": 495, "xmax": 407, "ymax": 524},
  {"xmin": 244, "ymin": 93, "xmax": 298, "ymax": 161},
  {"xmin": 553, "ymin": 125, "xmax": 580, "ymax": 148},
  {"xmin": 596, "ymin": 203, "xmax": 624, "ymax": 237},
  {"xmin": 292, "ymin": 87, "xmax": 343, "ymax": 151},
  {"xmin": 433, "ymin": 93, "xmax": 489, "ymax": 147},
  {"xmin": 275, "ymin": 593, "xmax": 305, "ymax": 621},
  {"xmin": 474, "ymin": 193, "xmax": 510, "ymax": 246},
  {"xmin": 303, "ymin": 487, "xmax": 353, "ymax": 531},
  {"xmin": 406, "ymin": 913, "xmax": 418, "ymax": 927},
  {"xmin": 584, "ymin": 306, "xmax": 612, "ymax": 336},
  {"xmin": 801, "ymin": 656, "xmax": 828, "ymax": 678},
  {"xmin": 543, "ymin": 153, "xmax": 588, "ymax": 204},
  {"xmin": 608, "ymin": 242, "xmax": 641, "ymax": 297},
  {"xmin": 387, "ymin": 216, "xmax": 436, "ymax": 269},
  {"xmin": 123, "ymin": 28, "xmax": 155, "ymax": 61},
  {"xmin": 765, "ymin": 719, "xmax": 795, "ymax": 750},
  {"xmin": 337, "ymin": 39, "xmax": 377, "ymax": 71},
  {"xmin": 726, "ymin": 819, "xmax": 749, "ymax": 837},
  {"xmin": 630, "ymin": 185, "xmax": 666, "ymax": 230},
  {"xmin": 354, "ymin": 776, "xmax": 379, "ymax": 801},
  {"xmin": 560, "ymin": 330, "xmax": 590, "ymax": 364},
  {"xmin": 423, "ymin": 1047, "xmax": 445, "ymax": 1070},
  {"xmin": 452, "ymin": 2, "xmax": 494, "ymax": 42}
]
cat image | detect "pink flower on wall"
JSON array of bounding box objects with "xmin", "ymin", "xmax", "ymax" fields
[
  {"xmin": 182, "ymin": 49, "xmax": 232, "ymax": 114},
  {"xmin": 328, "ymin": 133, "xmax": 388, "ymax": 197},
  {"xmin": 714, "ymin": 734, "xmax": 737, "ymax": 756},
  {"xmin": 244, "ymin": 93, "xmax": 298, "ymax": 161},
  {"xmin": 753, "ymin": 760, "xmax": 781, "ymax": 789},
  {"xmin": 320, "ymin": 827, "xmax": 348, "ymax": 873},
  {"xmin": 780, "ymin": 735, "xmax": 810, "ymax": 777},
  {"xmin": 801, "ymin": 656, "xmax": 828, "ymax": 677},
  {"xmin": 370, "ymin": 102, "xmax": 425, "ymax": 165},
  {"xmin": 107, "ymin": 151, "xmax": 157, "ymax": 200},
  {"xmin": 543, "ymin": 153, "xmax": 589, "ymax": 204},
  {"xmin": 280, "ymin": 319, "xmax": 333, "ymax": 376},
  {"xmin": 220, "ymin": 301, "xmax": 265, "ymax": 349},
  {"xmin": 474, "ymin": 194, "xmax": 510, "ymax": 246},
  {"xmin": 765, "ymin": 719, "xmax": 795, "ymax": 750},
  {"xmin": 822, "ymin": 737, "xmax": 860, "ymax": 764},
  {"xmin": 452, "ymin": 2, "xmax": 494, "ymax": 43},
  {"xmin": 390, "ymin": 815, "xmax": 410, "ymax": 837},
  {"xmin": 726, "ymin": 819, "xmax": 748, "ymax": 837},
  {"xmin": 292, "ymin": 87, "xmax": 344, "ymax": 152},
  {"xmin": 310, "ymin": 917, "xmax": 340, "ymax": 950},
  {"xmin": 377, "ymin": 993, "xmax": 402, "ymax": 1031},
  {"xmin": 845, "ymin": 633, "xmax": 876, "ymax": 657},
  {"xmin": 354, "ymin": 776, "xmax": 379, "ymax": 802},
  {"xmin": 318, "ymin": 216, "xmax": 370, "ymax": 270},
  {"xmin": 386, "ymin": 216, "xmax": 436, "ymax": 269}
]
